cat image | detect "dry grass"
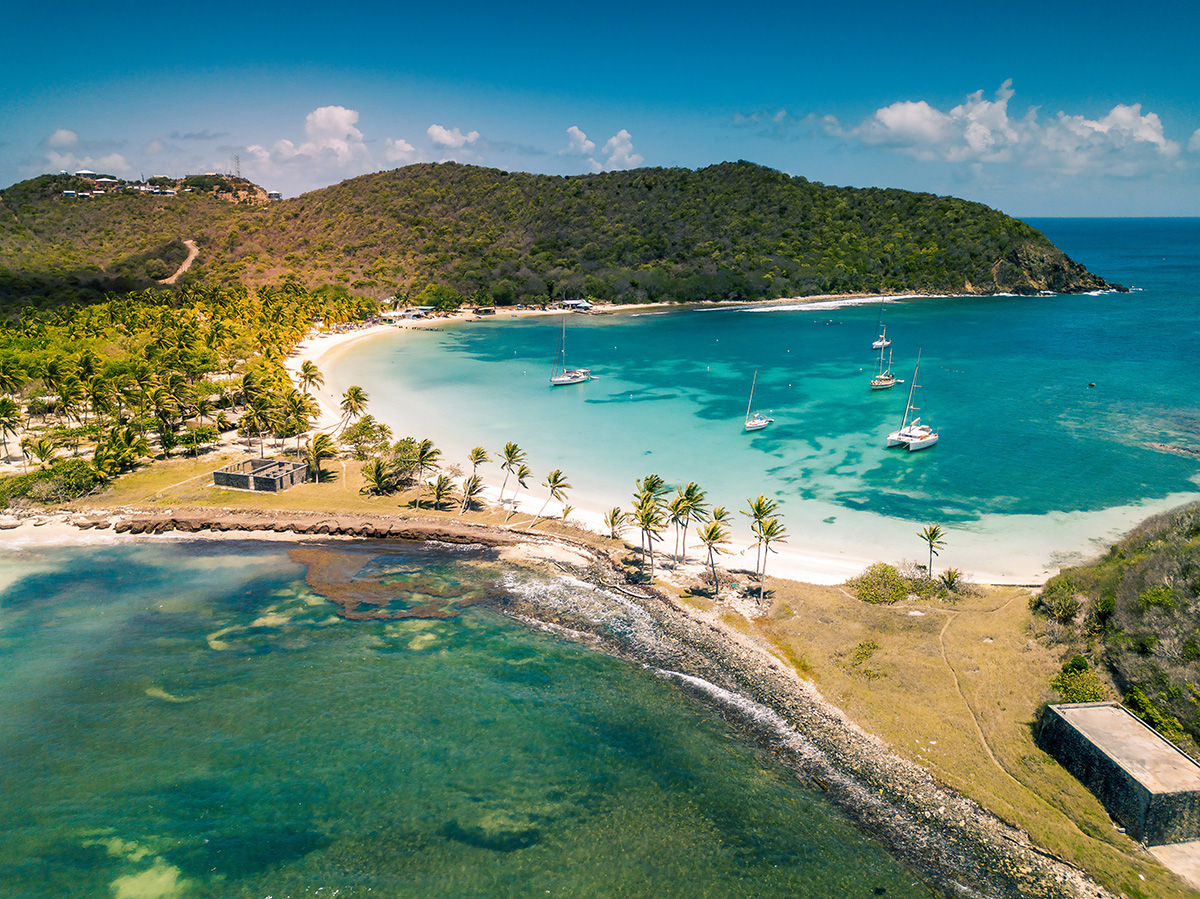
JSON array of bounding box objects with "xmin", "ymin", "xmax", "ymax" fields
[{"xmin": 749, "ymin": 580, "xmax": 1197, "ymax": 898}]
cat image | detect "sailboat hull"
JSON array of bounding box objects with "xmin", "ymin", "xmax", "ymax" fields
[{"xmin": 550, "ymin": 369, "xmax": 592, "ymax": 386}]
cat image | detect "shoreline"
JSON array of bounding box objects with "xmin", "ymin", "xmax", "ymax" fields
[{"xmin": 0, "ymin": 508, "xmax": 1120, "ymax": 898}]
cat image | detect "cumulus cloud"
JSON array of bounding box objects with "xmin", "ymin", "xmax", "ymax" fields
[
  {"xmin": 48, "ymin": 129, "xmax": 78, "ymax": 148},
  {"xmin": 144, "ymin": 139, "xmax": 165, "ymax": 155},
  {"xmin": 385, "ymin": 137, "xmax": 423, "ymax": 164},
  {"xmin": 244, "ymin": 105, "xmax": 380, "ymax": 192},
  {"xmin": 1191, "ymin": 129, "xmax": 1200, "ymax": 153},
  {"xmin": 563, "ymin": 127, "xmax": 644, "ymax": 172},
  {"xmin": 427, "ymin": 124, "xmax": 479, "ymax": 148},
  {"xmin": 560, "ymin": 125, "xmax": 595, "ymax": 156},
  {"xmin": 818, "ymin": 80, "xmax": 1181, "ymax": 176}
]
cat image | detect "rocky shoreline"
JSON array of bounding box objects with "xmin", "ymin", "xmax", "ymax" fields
[{"xmin": 5, "ymin": 507, "xmax": 1115, "ymax": 898}]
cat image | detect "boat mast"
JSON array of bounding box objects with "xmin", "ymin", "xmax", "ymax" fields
[
  {"xmin": 746, "ymin": 369, "xmax": 758, "ymax": 423},
  {"xmin": 899, "ymin": 349, "xmax": 921, "ymax": 429}
]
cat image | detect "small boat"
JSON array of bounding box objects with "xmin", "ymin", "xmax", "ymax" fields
[
  {"xmin": 887, "ymin": 351, "xmax": 938, "ymax": 451},
  {"xmin": 549, "ymin": 317, "xmax": 593, "ymax": 386},
  {"xmin": 744, "ymin": 369, "xmax": 774, "ymax": 431},
  {"xmin": 870, "ymin": 345, "xmax": 902, "ymax": 391}
]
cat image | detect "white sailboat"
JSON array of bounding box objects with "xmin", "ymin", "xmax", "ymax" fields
[
  {"xmin": 872, "ymin": 324, "xmax": 891, "ymax": 350},
  {"xmin": 549, "ymin": 316, "xmax": 593, "ymax": 386},
  {"xmin": 887, "ymin": 350, "xmax": 938, "ymax": 451},
  {"xmin": 870, "ymin": 344, "xmax": 902, "ymax": 391},
  {"xmin": 744, "ymin": 369, "xmax": 774, "ymax": 431}
]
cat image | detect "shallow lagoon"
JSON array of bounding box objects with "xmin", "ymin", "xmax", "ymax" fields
[{"xmin": 0, "ymin": 541, "xmax": 935, "ymax": 898}]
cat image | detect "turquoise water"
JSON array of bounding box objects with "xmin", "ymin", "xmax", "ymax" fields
[
  {"xmin": 0, "ymin": 541, "xmax": 935, "ymax": 898},
  {"xmin": 327, "ymin": 218, "xmax": 1200, "ymax": 579}
]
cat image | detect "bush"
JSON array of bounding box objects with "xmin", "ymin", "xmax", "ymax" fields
[
  {"xmin": 1125, "ymin": 686, "xmax": 1184, "ymax": 740},
  {"xmin": 848, "ymin": 563, "xmax": 909, "ymax": 604},
  {"xmin": 1032, "ymin": 577, "xmax": 1081, "ymax": 624},
  {"xmin": 1051, "ymin": 668, "xmax": 1108, "ymax": 703},
  {"xmin": 0, "ymin": 459, "xmax": 106, "ymax": 507}
]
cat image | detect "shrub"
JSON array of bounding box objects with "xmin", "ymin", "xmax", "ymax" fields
[
  {"xmin": 1032, "ymin": 577, "xmax": 1081, "ymax": 624},
  {"xmin": 1124, "ymin": 687, "xmax": 1184, "ymax": 740},
  {"xmin": 1051, "ymin": 668, "xmax": 1108, "ymax": 703},
  {"xmin": 0, "ymin": 459, "xmax": 106, "ymax": 507},
  {"xmin": 848, "ymin": 563, "xmax": 909, "ymax": 604}
]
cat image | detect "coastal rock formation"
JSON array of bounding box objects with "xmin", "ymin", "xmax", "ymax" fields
[{"xmin": 987, "ymin": 243, "xmax": 1118, "ymax": 295}]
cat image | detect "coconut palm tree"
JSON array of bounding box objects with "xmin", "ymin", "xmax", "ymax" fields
[
  {"xmin": 603, "ymin": 506, "xmax": 627, "ymax": 540},
  {"xmin": 756, "ymin": 516, "xmax": 789, "ymax": 603},
  {"xmin": 361, "ymin": 458, "xmax": 395, "ymax": 496},
  {"xmin": 498, "ymin": 441, "xmax": 526, "ymax": 506},
  {"xmin": 282, "ymin": 389, "xmax": 318, "ymax": 453},
  {"xmin": 30, "ymin": 436, "xmax": 57, "ymax": 469},
  {"xmin": 298, "ymin": 360, "xmax": 324, "ymax": 395},
  {"xmin": 412, "ymin": 438, "xmax": 441, "ymax": 509},
  {"xmin": 0, "ymin": 355, "xmax": 26, "ymax": 398},
  {"xmin": 431, "ymin": 474, "xmax": 456, "ymax": 510},
  {"xmin": 305, "ymin": 432, "xmax": 339, "ymax": 482},
  {"xmin": 678, "ymin": 482, "xmax": 708, "ymax": 566},
  {"xmin": 505, "ymin": 463, "xmax": 532, "ymax": 521},
  {"xmin": 631, "ymin": 489, "xmax": 666, "ymax": 581},
  {"xmin": 468, "ymin": 446, "xmax": 489, "ymax": 473},
  {"xmin": 530, "ymin": 469, "xmax": 571, "ymax": 527},
  {"xmin": 338, "ymin": 385, "xmax": 369, "ymax": 432},
  {"xmin": 696, "ymin": 518, "xmax": 730, "ymax": 590},
  {"xmin": 919, "ymin": 524, "xmax": 946, "ymax": 578},
  {"xmin": 741, "ymin": 494, "xmax": 779, "ymax": 576},
  {"xmin": 0, "ymin": 397, "xmax": 20, "ymax": 463},
  {"xmin": 459, "ymin": 474, "xmax": 485, "ymax": 515},
  {"xmin": 668, "ymin": 489, "xmax": 689, "ymax": 564}
]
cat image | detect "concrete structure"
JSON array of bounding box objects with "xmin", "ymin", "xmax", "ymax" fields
[
  {"xmin": 213, "ymin": 459, "xmax": 307, "ymax": 492},
  {"xmin": 1038, "ymin": 701, "xmax": 1200, "ymax": 845}
]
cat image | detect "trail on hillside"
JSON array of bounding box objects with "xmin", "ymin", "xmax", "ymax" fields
[{"xmin": 160, "ymin": 239, "xmax": 199, "ymax": 284}]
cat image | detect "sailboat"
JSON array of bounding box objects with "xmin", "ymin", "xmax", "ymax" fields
[
  {"xmin": 887, "ymin": 350, "xmax": 938, "ymax": 451},
  {"xmin": 744, "ymin": 369, "xmax": 774, "ymax": 431},
  {"xmin": 870, "ymin": 343, "xmax": 902, "ymax": 390},
  {"xmin": 549, "ymin": 316, "xmax": 593, "ymax": 386},
  {"xmin": 872, "ymin": 324, "xmax": 891, "ymax": 350}
]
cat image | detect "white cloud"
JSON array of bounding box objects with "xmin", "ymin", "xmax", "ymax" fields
[
  {"xmin": 48, "ymin": 129, "xmax": 78, "ymax": 148},
  {"xmin": 144, "ymin": 139, "xmax": 165, "ymax": 155},
  {"xmin": 242, "ymin": 105, "xmax": 376, "ymax": 193},
  {"xmin": 384, "ymin": 137, "xmax": 422, "ymax": 164},
  {"xmin": 427, "ymin": 124, "xmax": 479, "ymax": 148},
  {"xmin": 560, "ymin": 125, "xmax": 595, "ymax": 156},
  {"xmin": 598, "ymin": 129, "xmax": 643, "ymax": 171},
  {"xmin": 1191, "ymin": 129, "xmax": 1200, "ymax": 153},
  {"xmin": 45, "ymin": 149, "xmax": 130, "ymax": 174},
  {"xmin": 823, "ymin": 81, "xmax": 1182, "ymax": 176}
]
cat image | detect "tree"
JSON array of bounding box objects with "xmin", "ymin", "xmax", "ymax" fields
[
  {"xmin": 305, "ymin": 432, "xmax": 339, "ymax": 482},
  {"xmin": 30, "ymin": 436, "xmax": 58, "ymax": 469},
  {"xmin": 498, "ymin": 441, "xmax": 526, "ymax": 507},
  {"xmin": 338, "ymin": 385, "xmax": 369, "ymax": 432},
  {"xmin": 696, "ymin": 518, "xmax": 730, "ymax": 589},
  {"xmin": 631, "ymin": 488, "xmax": 666, "ymax": 581},
  {"xmin": 678, "ymin": 482, "xmax": 707, "ymax": 566},
  {"xmin": 411, "ymin": 438, "xmax": 441, "ymax": 509},
  {"xmin": 431, "ymin": 473, "xmax": 456, "ymax": 510},
  {"xmin": 459, "ymin": 473, "xmax": 485, "ymax": 514},
  {"xmin": 361, "ymin": 458, "xmax": 395, "ymax": 496},
  {"xmin": 504, "ymin": 463, "xmax": 533, "ymax": 521},
  {"xmin": 0, "ymin": 397, "xmax": 19, "ymax": 463},
  {"xmin": 531, "ymin": 468, "xmax": 571, "ymax": 527},
  {"xmin": 282, "ymin": 389, "xmax": 318, "ymax": 453},
  {"xmin": 742, "ymin": 494, "xmax": 779, "ymax": 576},
  {"xmin": 603, "ymin": 506, "xmax": 627, "ymax": 540},
  {"xmin": 298, "ymin": 360, "xmax": 324, "ymax": 395},
  {"xmin": 919, "ymin": 524, "xmax": 946, "ymax": 577},
  {"xmin": 468, "ymin": 445, "xmax": 489, "ymax": 473},
  {"xmin": 756, "ymin": 516, "xmax": 789, "ymax": 603}
]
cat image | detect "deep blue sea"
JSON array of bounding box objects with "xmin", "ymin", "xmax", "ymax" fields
[{"xmin": 327, "ymin": 218, "xmax": 1200, "ymax": 582}]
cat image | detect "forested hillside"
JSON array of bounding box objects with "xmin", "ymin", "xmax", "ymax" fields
[{"xmin": 0, "ymin": 161, "xmax": 1112, "ymax": 312}]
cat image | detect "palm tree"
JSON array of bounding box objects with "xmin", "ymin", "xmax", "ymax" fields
[
  {"xmin": 756, "ymin": 516, "xmax": 789, "ymax": 603},
  {"xmin": 361, "ymin": 458, "xmax": 395, "ymax": 496},
  {"xmin": 30, "ymin": 436, "xmax": 57, "ymax": 469},
  {"xmin": 631, "ymin": 489, "xmax": 666, "ymax": 581},
  {"xmin": 530, "ymin": 469, "xmax": 571, "ymax": 527},
  {"xmin": 603, "ymin": 506, "xmax": 627, "ymax": 540},
  {"xmin": 412, "ymin": 438, "xmax": 441, "ymax": 509},
  {"xmin": 0, "ymin": 397, "xmax": 19, "ymax": 464},
  {"xmin": 338, "ymin": 385, "xmax": 369, "ymax": 432},
  {"xmin": 505, "ymin": 463, "xmax": 532, "ymax": 521},
  {"xmin": 431, "ymin": 474, "xmax": 456, "ymax": 510},
  {"xmin": 458, "ymin": 474, "xmax": 485, "ymax": 515},
  {"xmin": 0, "ymin": 355, "xmax": 26, "ymax": 398},
  {"xmin": 498, "ymin": 441, "xmax": 526, "ymax": 506},
  {"xmin": 282, "ymin": 389, "xmax": 318, "ymax": 453},
  {"xmin": 678, "ymin": 482, "xmax": 708, "ymax": 566},
  {"xmin": 696, "ymin": 518, "xmax": 730, "ymax": 589},
  {"xmin": 919, "ymin": 524, "xmax": 946, "ymax": 578},
  {"xmin": 668, "ymin": 489, "xmax": 689, "ymax": 564},
  {"xmin": 468, "ymin": 446, "xmax": 489, "ymax": 473},
  {"xmin": 305, "ymin": 432, "xmax": 339, "ymax": 482},
  {"xmin": 741, "ymin": 494, "xmax": 779, "ymax": 576},
  {"xmin": 298, "ymin": 360, "xmax": 324, "ymax": 395}
]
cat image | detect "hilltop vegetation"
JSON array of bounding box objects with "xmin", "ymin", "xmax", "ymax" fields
[
  {"xmin": 0, "ymin": 161, "xmax": 1111, "ymax": 313},
  {"xmin": 1032, "ymin": 502, "xmax": 1200, "ymax": 754}
]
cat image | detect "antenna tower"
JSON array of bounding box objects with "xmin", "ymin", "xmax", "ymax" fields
[{"xmin": 235, "ymin": 155, "xmax": 241, "ymax": 179}]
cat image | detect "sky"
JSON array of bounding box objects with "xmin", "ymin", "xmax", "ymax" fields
[{"xmin": 2, "ymin": 0, "xmax": 1197, "ymax": 216}]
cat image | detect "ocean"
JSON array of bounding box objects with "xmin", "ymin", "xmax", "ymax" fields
[
  {"xmin": 0, "ymin": 540, "xmax": 936, "ymax": 898},
  {"xmin": 324, "ymin": 218, "xmax": 1200, "ymax": 582}
]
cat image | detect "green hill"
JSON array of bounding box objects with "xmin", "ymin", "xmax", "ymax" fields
[
  {"xmin": 0, "ymin": 161, "xmax": 1113, "ymax": 311},
  {"xmin": 1033, "ymin": 501, "xmax": 1200, "ymax": 754}
]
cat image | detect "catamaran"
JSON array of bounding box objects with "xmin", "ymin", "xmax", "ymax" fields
[
  {"xmin": 887, "ymin": 350, "xmax": 938, "ymax": 451},
  {"xmin": 744, "ymin": 369, "xmax": 774, "ymax": 431},
  {"xmin": 549, "ymin": 316, "xmax": 593, "ymax": 386}
]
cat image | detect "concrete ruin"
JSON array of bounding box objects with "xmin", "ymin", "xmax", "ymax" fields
[{"xmin": 213, "ymin": 458, "xmax": 308, "ymax": 492}]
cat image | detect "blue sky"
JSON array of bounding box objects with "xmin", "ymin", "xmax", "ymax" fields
[{"xmin": 3, "ymin": 0, "xmax": 1197, "ymax": 216}]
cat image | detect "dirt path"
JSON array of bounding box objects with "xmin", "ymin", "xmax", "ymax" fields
[{"xmin": 160, "ymin": 239, "xmax": 199, "ymax": 284}]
